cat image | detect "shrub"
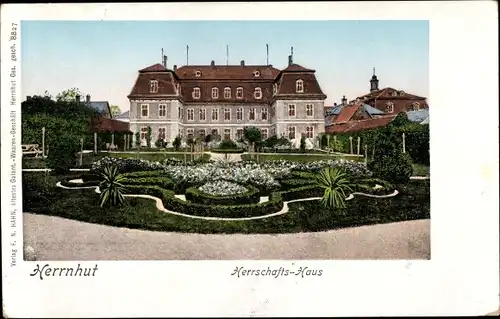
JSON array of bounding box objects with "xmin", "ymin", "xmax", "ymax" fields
[
  {"xmin": 22, "ymin": 172, "xmax": 59, "ymax": 210},
  {"xmin": 173, "ymin": 136, "xmax": 182, "ymax": 151},
  {"xmin": 99, "ymin": 165, "xmax": 127, "ymax": 207},
  {"xmin": 279, "ymin": 178, "xmax": 315, "ymax": 191},
  {"xmin": 315, "ymin": 167, "xmax": 354, "ymax": 209},
  {"xmin": 46, "ymin": 135, "xmax": 80, "ymax": 173},
  {"xmin": 155, "ymin": 138, "xmax": 166, "ymax": 148},
  {"xmin": 146, "ymin": 126, "xmax": 152, "ymax": 148},
  {"xmin": 134, "ymin": 132, "xmax": 140, "ymax": 148},
  {"xmin": 368, "ymin": 152, "xmax": 413, "ymax": 184},
  {"xmin": 300, "ymin": 135, "xmax": 306, "ymax": 153},
  {"xmin": 280, "ymin": 185, "xmax": 324, "ymax": 201},
  {"xmin": 219, "ymin": 139, "xmax": 238, "ymax": 150},
  {"xmin": 123, "ymin": 177, "xmax": 174, "ymax": 190},
  {"xmin": 185, "ymin": 184, "xmax": 260, "ymax": 205}
]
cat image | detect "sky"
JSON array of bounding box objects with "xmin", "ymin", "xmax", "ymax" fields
[{"xmin": 21, "ymin": 20, "xmax": 428, "ymax": 113}]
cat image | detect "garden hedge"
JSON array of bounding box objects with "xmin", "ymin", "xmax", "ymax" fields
[
  {"xmin": 279, "ymin": 178, "xmax": 316, "ymax": 191},
  {"xmin": 185, "ymin": 184, "xmax": 261, "ymax": 206},
  {"xmin": 210, "ymin": 148, "xmax": 245, "ymax": 154},
  {"xmin": 123, "ymin": 177, "xmax": 175, "ymax": 190}
]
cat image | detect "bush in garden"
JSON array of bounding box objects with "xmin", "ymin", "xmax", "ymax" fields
[
  {"xmin": 146, "ymin": 126, "xmax": 152, "ymax": 148},
  {"xmin": 46, "ymin": 135, "xmax": 80, "ymax": 173},
  {"xmin": 368, "ymin": 152, "xmax": 413, "ymax": 184},
  {"xmin": 173, "ymin": 136, "xmax": 182, "ymax": 151},
  {"xmin": 219, "ymin": 139, "xmax": 238, "ymax": 150},
  {"xmin": 315, "ymin": 167, "xmax": 353, "ymax": 209},
  {"xmin": 300, "ymin": 135, "xmax": 306, "ymax": 153},
  {"xmin": 99, "ymin": 165, "xmax": 127, "ymax": 207},
  {"xmin": 134, "ymin": 132, "xmax": 140, "ymax": 148},
  {"xmin": 155, "ymin": 138, "xmax": 166, "ymax": 149}
]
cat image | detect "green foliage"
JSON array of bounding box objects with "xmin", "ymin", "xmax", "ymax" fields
[
  {"xmin": 219, "ymin": 139, "xmax": 238, "ymax": 150},
  {"xmin": 155, "ymin": 138, "xmax": 166, "ymax": 148},
  {"xmin": 123, "ymin": 176, "xmax": 174, "ymax": 190},
  {"xmin": 55, "ymin": 87, "xmax": 84, "ymax": 102},
  {"xmin": 279, "ymin": 178, "xmax": 316, "ymax": 191},
  {"xmin": 300, "ymin": 135, "xmax": 306, "ymax": 153},
  {"xmin": 99, "ymin": 165, "xmax": 127, "ymax": 207},
  {"xmin": 185, "ymin": 185, "xmax": 261, "ymax": 206},
  {"xmin": 389, "ymin": 112, "xmax": 412, "ymax": 127},
  {"xmin": 329, "ymin": 138, "xmax": 344, "ymax": 152},
  {"xmin": 368, "ymin": 152, "xmax": 413, "ymax": 184},
  {"xmin": 244, "ymin": 126, "xmax": 262, "ymax": 144},
  {"xmin": 134, "ymin": 132, "xmax": 141, "ymax": 148},
  {"xmin": 315, "ymin": 167, "xmax": 353, "ymax": 209},
  {"xmin": 46, "ymin": 135, "xmax": 80, "ymax": 173},
  {"xmin": 204, "ymin": 134, "xmax": 212, "ymax": 144},
  {"xmin": 173, "ymin": 136, "xmax": 182, "ymax": 151},
  {"xmin": 146, "ymin": 126, "xmax": 152, "ymax": 148},
  {"xmin": 110, "ymin": 105, "xmax": 121, "ymax": 117}
]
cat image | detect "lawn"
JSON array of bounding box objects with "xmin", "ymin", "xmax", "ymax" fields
[
  {"xmin": 241, "ymin": 154, "xmax": 365, "ymax": 163},
  {"xmin": 23, "ymin": 164, "xmax": 430, "ymax": 234},
  {"xmin": 412, "ymin": 164, "xmax": 430, "ymax": 176}
]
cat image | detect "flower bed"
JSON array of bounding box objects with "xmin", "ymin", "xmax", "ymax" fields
[
  {"xmin": 186, "ymin": 183, "xmax": 260, "ymax": 206},
  {"xmin": 198, "ymin": 181, "xmax": 248, "ymax": 196}
]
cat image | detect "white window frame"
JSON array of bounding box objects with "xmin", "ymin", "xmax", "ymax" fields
[
  {"xmin": 288, "ymin": 126, "xmax": 296, "ymax": 140},
  {"xmin": 198, "ymin": 128, "xmax": 206, "ymax": 138},
  {"xmin": 261, "ymin": 108, "xmax": 268, "ymax": 121},
  {"xmin": 187, "ymin": 108, "xmax": 194, "ymax": 121},
  {"xmin": 212, "ymin": 87, "xmax": 219, "ymax": 99},
  {"xmin": 223, "ymin": 128, "xmax": 231, "ymax": 140},
  {"xmin": 199, "ymin": 108, "xmax": 207, "ymax": 121},
  {"xmin": 158, "ymin": 126, "xmax": 167, "ymax": 140},
  {"xmin": 296, "ymin": 79, "xmax": 304, "ymax": 93},
  {"xmin": 224, "ymin": 87, "xmax": 232, "ymax": 99},
  {"xmin": 249, "ymin": 108, "xmax": 256, "ymax": 121},
  {"xmin": 224, "ymin": 108, "xmax": 231, "ymax": 121},
  {"xmin": 211, "ymin": 108, "xmax": 219, "ymax": 121},
  {"xmin": 386, "ymin": 102, "xmax": 394, "ymax": 113},
  {"xmin": 236, "ymin": 128, "xmax": 244, "ymax": 140},
  {"xmin": 254, "ymin": 87, "xmax": 262, "ymax": 100},
  {"xmin": 306, "ymin": 104, "xmax": 314, "ymax": 117},
  {"xmin": 413, "ymin": 102, "xmax": 420, "ymax": 111},
  {"xmin": 260, "ymin": 128, "xmax": 268, "ymax": 140},
  {"xmin": 141, "ymin": 104, "xmax": 149, "ymax": 118},
  {"xmin": 288, "ymin": 104, "xmax": 296, "ymax": 117},
  {"xmin": 236, "ymin": 108, "xmax": 243, "ymax": 121},
  {"xmin": 253, "ymin": 70, "xmax": 260, "ymax": 77},
  {"xmin": 273, "ymin": 84, "xmax": 277, "ymax": 95},
  {"xmin": 236, "ymin": 87, "xmax": 244, "ymax": 99},
  {"xmin": 195, "ymin": 70, "xmax": 202, "ymax": 77},
  {"xmin": 140, "ymin": 126, "xmax": 148, "ymax": 140},
  {"xmin": 186, "ymin": 128, "xmax": 194, "ymax": 138},
  {"xmin": 305, "ymin": 126, "xmax": 314, "ymax": 139},
  {"xmin": 192, "ymin": 87, "xmax": 201, "ymax": 99},
  {"xmin": 149, "ymin": 80, "xmax": 159, "ymax": 93},
  {"xmin": 178, "ymin": 128, "xmax": 183, "ymax": 138},
  {"xmin": 158, "ymin": 104, "xmax": 167, "ymax": 118}
]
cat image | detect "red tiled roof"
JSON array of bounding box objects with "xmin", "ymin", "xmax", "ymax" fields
[
  {"xmin": 334, "ymin": 103, "xmax": 360, "ymax": 123},
  {"xmin": 282, "ymin": 63, "xmax": 315, "ymax": 73},
  {"xmin": 91, "ymin": 116, "xmax": 131, "ymax": 133},
  {"xmin": 358, "ymin": 87, "xmax": 426, "ymax": 100},
  {"xmin": 128, "ymin": 73, "xmax": 178, "ymax": 98},
  {"xmin": 326, "ymin": 115, "xmax": 397, "ymax": 133},
  {"xmin": 175, "ymin": 65, "xmax": 280, "ymax": 80},
  {"xmin": 275, "ymin": 73, "xmax": 326, "ymax": 97},
  {"xmin": 139, "ymin": 63, "xmax": 168, "ymax": 73}
]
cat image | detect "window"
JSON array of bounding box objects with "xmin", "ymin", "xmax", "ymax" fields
[
  {"xmin": 253, "ymin": 70, "xmax": 260, "ymax": 77},
  {"xmin": 211, "ymin": 129, "xmax": 219, "ymax": 137},
  {"xmin": 399, "ymin": 91, "xmax": 405, "ymax": 96},
  {"xmin": 271, "ymin": 127, "xmax": 276, "ymax": 136},
  {"xmin": 149, "ymin": 80, "xmax": 158, "ymax": 93},
  {"xmin": 141, "ymin": 104, "xmax": 149, "ymax": 118},
  {"xmin": 391, "ymin": 91, "xmax": 398, "ymax": 97},
  {"xmin": 140, "ymin": 127, "xmax": 148, "ymax": 140},
  {"xmin": 306, "ymin": 104, "xmax": 313, "ymax": 117},
  {"xmin": 224, "ymin": 87, "xmax": 231, "ymax": 99},
  {"xmin": 236, "ymin": 128, "xmax": 244, "ymax": 140},
  {"xmin": 254, "ymin": 87, "xmax": 262, "ymax": 99},
  {"xmin": 199, "ymin": 108, "xmax": 206, "ymax": 121},
  {"xmin": 288, "ymin": 126, "xmax": 296, "ymax": 140},
  {"xmin": 192, "ymin": 87, "xmax": 201, "ymax": 99},
  {"xmin": 211, "ymin": 108, "xmax": 219, "ymax": 121},
  {"xmin": 288, "ymin": 104, "xmax": 296, "ymax": 117},
  {"xmin": 249, "ymin": 108, "xmax": 256, "ymax": 120},
  {"xmin": 236, "ymin": 108, "xmax": 243, "ymax": 121},
  {"xmin": 195, "ymin": 70, "xmax": 202, "ymax": 77},
  {"xmin": 261, "ymin": 128, "xmax": 268, "ymax": 140},
  {"xmin": 296, "ymin": 80, "xmax": 304, "ymax": 93},
  {"xmin": 236, "ymin": 87, "xmax": 244, "ymax": 99},
  {"xmin": 224, "ymin": 108, "xmax": 231, "ymax": 121},
  {"xmin": 224, "ymin": 128, "xmax": 231, "ymax": 140},
  {"xmin": 158, "ymin": 104, "xmax": 167, "ymax": 117},
  {"xmin": 261, "ymin": 108, "xmax": 268, "ymax": 121},
  {"xmin": 198, "ymin": 129, "xmax": 206, "ymax": 138},
  {"xmin": 187, "ymin": 109, "xmax": 194, "ymax": 121},
  {"xmin": 412, "ymin": 102, "xmax": 420, "ymax": 111},
  {"xmin": 212, "ymin": 87, "xmax": 219, "ymax": 99},
  {"xmin": 386, "ymin": 102, "xmax": 394, "ymax": 113},
  {"xmin": 305, "ymin": 126, "xmax": 314, "ymax": 139},
  {"xmin": 178, "ymin": 129, "xmax": 183, "ymax": 138},
  {"xmin": 273, "ymin": 84, "xmax": 277, "ymax": 95},
  {"xmin": 178, "ymin": 106, "xmax": 183, "ymax": 120},
  {"xmin": 186, "ymin": 128, "xmax": 194, "ymax": 139},
  {"xmin": 158, "ymin": 127, "xmax": 166, "ymax": 140}
]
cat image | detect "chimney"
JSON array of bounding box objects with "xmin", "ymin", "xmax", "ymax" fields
[
  {"xmin": 240, "ymin": 60, "xmax": 245, "ymax": 66},
  {"xmin": 333, "ymin": 102, "xmax": 337, "ymax": 107},
  {"xmin": 163, "ymin": 55, "xmax": 168, "ymax": 68},
  {"xmin": 288, "ymin": 55, "xmax": 292, "ymax": 66},
  {"xmin": 210, "ymin": 60, "xmax": 215, "ymax": 67},
  {"xmin": 86, "ymin": 94, "xmax": 91, "ymax": 103},
  {"xmin": 173, "ymin": 65, "xmax": 177, "ymax": 71},
  {"xmin": 341, "ymin": 95, "xmax": 347, "ymax": 106},
  {"xmin": 75, "ymin": 94, "xmax": 80, "ymax": 102}
]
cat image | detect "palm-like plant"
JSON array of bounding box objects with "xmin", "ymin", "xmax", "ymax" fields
[
  {"xmin": 99, "ymin": 165, "xmax": 127, "ymax": 207},
  {"xmin": 315, "ymin": 167, "xmax": 353, "ymax": 209}
]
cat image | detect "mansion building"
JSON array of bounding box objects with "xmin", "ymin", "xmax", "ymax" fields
[{"xmin": 127, "ymin": 57, "xmax": 327, "ymax": 145}]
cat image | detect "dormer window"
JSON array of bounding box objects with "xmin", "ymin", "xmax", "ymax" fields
[
  {"xmin": 149, "ymin": 80, "xmax": 159, "ymax": 93},
  {"xmin": 386, "ymin": 102, "xmax": 394, "ymax": 113},
  {"xmin": 254, "ymin": 87, "xmax": 262, "ymax": 100},
  {"xmin": 253, "ymin": 70, "xmax": 261, "ymax": 77},
  {"xmin": 212, "ymin": 87, "xmax": 219, "ymax": 99},
  {"xmin": 273, "ymin": 84, "xmax": 277, "ymax": 95},
  {"xmin": 296, "ymin": 79, "xmax": 304, "ymax": 93},
  {"xmin": 192, "ymin": 87, "xmax": 201, "ymax": 99},
  {"xmin": 391, "ymin": 91, "xmax": 398, "ymax": 97},
  {"xmin": 195, "ymin": 70, "xmax": 202, "ymax": 77},
  {"xmin": 224, "ymin": 87, "xmax": 231, "ymax": 99},
  {"xmin": 412, "ymin": 102, "xmax": 420, "ymax": 111},
  {"xmin": 236, "ymin": 87, "xmax": 244, "ymax": 99},
  {"xmin": 399, "ymin": 90, "xmax": 405, "ymax": 96}
]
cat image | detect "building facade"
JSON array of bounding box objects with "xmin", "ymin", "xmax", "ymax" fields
[{"xmin": 127, "ymin": 58, "xmax": 327, "ymax": 146}]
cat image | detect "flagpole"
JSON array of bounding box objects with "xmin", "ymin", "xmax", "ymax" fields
[
  {"xmin": 161, "ymin": 48, "xmax": 164, "ymax": 65},
  {"xmin": 266, "ymin": 44, "xmax": 269, "ymax": 65},
  {"xmin": 226, "ymin": 45, "xmax": 229, "ymax": 65},
  {"xmin": 186, "ymin": 45, "xmax": 189, "ymax": 65}
]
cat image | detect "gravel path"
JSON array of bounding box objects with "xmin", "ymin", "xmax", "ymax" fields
[{"xmin": 23, "ymin": 213, "xmax": 430, "ymax": 260}]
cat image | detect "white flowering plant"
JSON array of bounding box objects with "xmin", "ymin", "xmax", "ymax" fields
[{"xmin": 198, "ymin": 181, "xmax": 248, "ymax": 196}]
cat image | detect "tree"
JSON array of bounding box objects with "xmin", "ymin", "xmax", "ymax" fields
[
  {"xmin": 146, "ymin": 126, "xmax": 152, "ymax": 148},
  {"xmin": 300, "ymin": 134, "xmax": 306, "ymax": 153},
  {"xmin": 173, "ymin": 136, "xmax": 182, "ymax": 151},
  {"xmin": 110, "ymin": 105, "xmax": 121, "ymax": 118},
  {"xmin": 243, "ymin": 126, "xmax": 262, "ymax": 145},
  {"xmin": 56, "ymin": 87, "xmax": 85, "ymax": 102},
  {"xmin": 46, "ymin": 135, "xmax": 80, "ymax": 173}
]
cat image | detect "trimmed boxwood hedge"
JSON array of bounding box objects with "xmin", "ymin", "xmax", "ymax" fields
[
  {"xmin": 210, "ymin": 148, "xmax": 245, "ymax": 154},
  {"xmin": 122, "ymin": 171, "xmax": 167, "ymax": 178},
  {"xmin": 289, "ymin": 171, "xmax": 317, "ymax": 180},
  {"xmin": 123, "ymin": 177, "xmax": 174, "ymax": 190},
  {"xmin": 279, "ymin": 178, "xmax": 315, "ymax": 191},
  {"xmin": 185, "ymin": 184, "xmax": 260, "ymax": 205}
]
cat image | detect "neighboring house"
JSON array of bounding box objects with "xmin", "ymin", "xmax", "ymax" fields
[
  {"xmin": 76, "ymin": 94, "xmax": 130, "ymax": 134},
  {"xmin": 115, "ymin": 111, "xmax": 130, "ymax": 123},
  {"xmin": 77, "ymin": 94, "xmax": 113, "ymax": 118},
  {"xmin": 127, "ymin": 55, "xmax": 327, "ymax": 146}
]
